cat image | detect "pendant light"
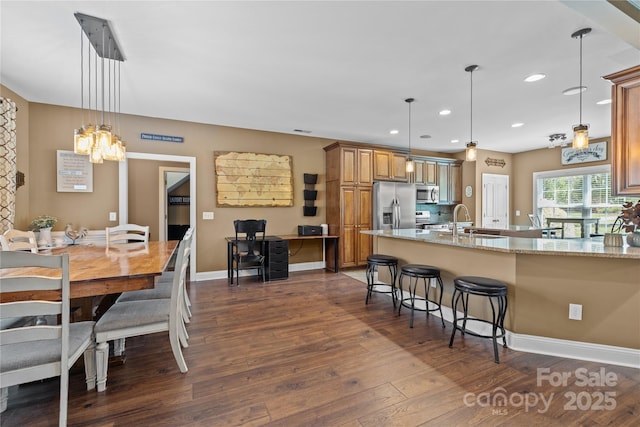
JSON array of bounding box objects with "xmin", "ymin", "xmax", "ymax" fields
[
  {"xmin": 465, "ymin": 65, "xmax": 479, "ymax": 162},
  {"xmin": 571, "ymin": 27, "xmax": 591, "ymax": 150},
  {"xmin": 405, "ymin": 98, "xmax": 415, "ymax": 173},
  {"xmin": 73, "ymin": 13, "xmax": 126, "ymax": 163}
]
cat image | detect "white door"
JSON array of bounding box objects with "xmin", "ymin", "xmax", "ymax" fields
[{"xmin": 482, "ymin": 173, "xmax": 509, "ymax": 228}]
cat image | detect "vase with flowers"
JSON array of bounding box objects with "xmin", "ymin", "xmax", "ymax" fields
[
  {"xmin": 29, "ymin": 215, "xmax": 57, "ymax": 247},
  {"xmin": 620, "ymin": 200, "xmax": 640, "ymax": 247}
]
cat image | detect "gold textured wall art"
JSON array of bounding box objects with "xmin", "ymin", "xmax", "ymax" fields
[{"xmin": 214, "ymin": 151, "xmax": 293, "ymax": 207}]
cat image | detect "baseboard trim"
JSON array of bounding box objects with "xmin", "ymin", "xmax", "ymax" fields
[{"xmin": 195, "ymin": 261, "xmax": 326, "ymax": 282}]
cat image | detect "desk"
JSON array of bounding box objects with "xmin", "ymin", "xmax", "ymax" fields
[
  {"xmin": 226, "ymin": 234, "xmax": 339, "ymax": 280},
  {"xmin": 1, "ymin": 241, "xmax": 178, "ymax": 302},
  {"xmin": 545, "ymin": 217, "xmax": 600, "ymax": 238}
]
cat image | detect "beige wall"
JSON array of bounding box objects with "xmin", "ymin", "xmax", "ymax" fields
[
  {"xmin": 9, "ymin": 93, "xmax": 338, "ymax": 272},
  {"xmin": 512, "ymin": 136, "xmax": 611, "ymax": 225},
  {"xmin": 4, "ymin": 82, "xmax": 614, "ymax": 273}
]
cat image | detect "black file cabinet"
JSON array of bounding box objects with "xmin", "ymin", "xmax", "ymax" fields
[{"xmin": 265, "ymin": 238, "xmax": 289, "ymax": 281}]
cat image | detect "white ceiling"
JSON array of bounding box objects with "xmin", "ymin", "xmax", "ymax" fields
[{"xmin": 2, "ymin": 1, "xmax": 639, "ymax": 154}]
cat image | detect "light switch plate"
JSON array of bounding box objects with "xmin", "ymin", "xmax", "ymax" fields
[
  {"xmin": 109, "ymin": 212, "xmax": 117, "ymax": 221},
  {"xmin": 203, "ymin": 211, "xmax": 214, "ymax": 220}
]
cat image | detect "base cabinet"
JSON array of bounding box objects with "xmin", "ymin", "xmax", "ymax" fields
[{"xmin": 265, "ymin": 239, "xmax": 288, "ymax": 281}]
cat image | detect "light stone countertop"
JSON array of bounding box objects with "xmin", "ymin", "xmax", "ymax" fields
[{"xmin": 362, "ymin": 229, "xmax": 640, "ymax": 260}]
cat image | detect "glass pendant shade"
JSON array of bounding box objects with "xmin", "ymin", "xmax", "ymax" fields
[
  {"xmin": 466, "ymin": 142, "xmax": 477, "ymax": 162},
  {"xmin": 572, "ymin": 124, "xmax": 589, "ymax": 149},
  {"xmin": 406, "ymin": 158, "xmax": 414, "ymax": 173},
  {"xmin": 89, "ymin": 144, "xmax": 104, "ymax": 163},
  {"xmin": 74, "ymin": 124, "xmax": 95, "ymax": 155}
]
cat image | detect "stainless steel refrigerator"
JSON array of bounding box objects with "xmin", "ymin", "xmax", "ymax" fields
[{"xmin": 373, "ymin": 182, "xmax": 417, "ymax": 230}]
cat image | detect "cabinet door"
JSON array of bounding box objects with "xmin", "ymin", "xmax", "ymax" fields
[
  {"xmin": 392, "ymin": 153, "xmax": 408, "ymax": 181},
  {"xmin": 604, "ymin": 66, "xmax": 640, "ymax": 196},
  {"xmin": 341, "ymin": 187, "xmax": 357, "ymax": 267},
  {"xmin": 341, "ymin": 147, "xmax": 358, "ymax": 186},
  {"xmin": 358, "ymin": 149, "xmax": 374, "ymax": 186},
  {"xmin": 356, "ymin": 187, "xmax": 373, "ymax": 265},
  {"xmin": 425, "ymin": 161, "xmax": 437, "ymax": 185},
  {"xmin": 414, "ymin": 160, "xmax": 425, "ymax": 184},
  {"xmin": 373, "ymin": 150, "xmax": 392, "ymax": 181},
  {"xmin": 449, "ymin": 163, "xmax": 462, "ymax": 204},
  {"xmin": 438, "ymin": 163, "xmax": 450, "ymax": 204}
]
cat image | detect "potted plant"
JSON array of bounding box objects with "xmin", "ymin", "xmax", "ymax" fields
[
  {"xmin": 621, "ymin": 200, "xmax": 640, "ymax": 247},
  {"xmin": 29, "ymin": 215, "xmax": 57, "ymax": 247}
]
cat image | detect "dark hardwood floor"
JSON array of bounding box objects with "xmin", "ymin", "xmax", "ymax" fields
[{"xmin": 2, "ymin": 270, "xmax": 639, "ymax": 426}]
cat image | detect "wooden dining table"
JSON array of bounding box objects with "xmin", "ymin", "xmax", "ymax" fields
[{"xmin": 0, "ymin": 240, "xmax": 178, "ymax": 303}]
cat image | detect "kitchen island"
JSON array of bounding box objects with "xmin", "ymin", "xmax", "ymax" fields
[{"xmin": 362, "ymin": 228, "xmax": 640, "ymax": 367}]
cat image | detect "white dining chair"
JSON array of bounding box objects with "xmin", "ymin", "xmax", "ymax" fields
[
  {"xmin": 105, "ymin": 224, "xmax": 149, "ymax": 248},
  {"xmin": 115, "ymin": 228, "xmax": 194, "ymax": 322},
  {"xmin": 0, "ymin": 229, "xmax": 38, "ymax": 253},
  {"xmin": 0, "ymin": 252, "xmax": 96, "ymax": 426},
  {"xmin": 94, "ymin": 234, "xmax": 191, "ymax": 392}
]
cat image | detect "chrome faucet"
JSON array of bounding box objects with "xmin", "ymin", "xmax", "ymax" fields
[{"xmin": 452, "ymin": 203, "xmax": 471, "ymax": 237}]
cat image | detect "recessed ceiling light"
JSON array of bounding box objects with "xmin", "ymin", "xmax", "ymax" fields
[
  {"xmin": 420, "ymin": 134, "xmax": 431, "ymax": 139},
  {"xmin": 596, "ymin": 99, "xmax": 612, "ymax": 105},
  {"xmin": 389, "ymin": 129, "xmax": 399, "ymax": 135},
  {"xmin": 451, "ymin": 139, "xmax": 459, "ymax": 143},
  {"xmin": 524, "ymin": 73, "xmax": 546, "ymax": 82},
  {"xmin": 511, "ymin": 122, "xmax": 524, "ymax": 128},
  {"xmin": 562, "ymin": 86, "xmax": 587, "ymax": 96},
  {"xmin": 439, "ymin": 109, "xmax": 451, "ymax": 116}
]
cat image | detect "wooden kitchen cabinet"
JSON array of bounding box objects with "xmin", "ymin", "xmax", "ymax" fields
[
  {"xmin": 339, "ymin": 186, "xmax": 372, "ymax": 267},
  {"xmin": 413, "ymin": 159, "xmax": 437, "ymax": 185},
  {"xmin": 604, "ymin": 65, "xmax": 640, "ymax": 196},
  {"xmin": 437, "ymin": 161, "xmax": 462, "ymax": 204},
  {"xmin": 373, "ymin": 150, "xmax": 408, "ymax": 182},
  {"xmin": 325, "ymin": 142, "xmax": 374, "ymax": 268},
  {"xmin": 326, "ymin": 143, "xmax": 373, "ymax": 186}
]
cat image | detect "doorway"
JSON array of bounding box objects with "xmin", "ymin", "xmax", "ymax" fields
[
  {"xmin": 118, "ymin": 152, "xmax": 197, "ymax": 282},
  {"xmin": 482, "ymin": 173, "xmax": 509, "ymax": 228},
  {"xmin": 159, "ymin": 167, "xmax": 190, "ymax": 241}
]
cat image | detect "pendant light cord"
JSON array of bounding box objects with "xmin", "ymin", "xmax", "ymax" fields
[
  {"xmin": 470, "ymin": 68, "xmax": 473, "ymax": 142},
  {"xmin": 579, "ymin": 33, "xmax": 583, "ymax": 124}
]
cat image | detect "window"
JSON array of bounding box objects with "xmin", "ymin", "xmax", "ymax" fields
[{"xmin": 533, "ymin": 165, "xmax": 632, "ymax": 238}]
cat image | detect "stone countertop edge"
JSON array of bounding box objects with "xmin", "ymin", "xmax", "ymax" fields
[{"xmin": 361, "ymin": 229, "xmax": 640, "ymax": 260}]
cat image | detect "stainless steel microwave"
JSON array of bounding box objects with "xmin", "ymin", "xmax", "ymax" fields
[{"xmin": 416, "ymin": 185, "xmax": 439, "ymax": 203}]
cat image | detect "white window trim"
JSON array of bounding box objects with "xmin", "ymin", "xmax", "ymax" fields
[{"xmin": 532, "ymin": 165, "xmax": 611, "ymax": 213}]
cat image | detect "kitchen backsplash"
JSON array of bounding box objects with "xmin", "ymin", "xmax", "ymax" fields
[{"xmin": 416, "ymin": 203, "xmax": 453, "ymax": 223}]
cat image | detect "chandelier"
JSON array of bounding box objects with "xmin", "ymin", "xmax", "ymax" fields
[
  {"xmin": 73, "ymin": 13, "xmax": 126, "ymax": 163},
  {"xmin": 548, "ymin": 133, "xmax": 568, "ymax": 149}
]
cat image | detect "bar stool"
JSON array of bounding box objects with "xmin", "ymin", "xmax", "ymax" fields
[
  {"xmin": 449, "ymin": 276, "xmax": 508, "ymax": 363},
  {"xmin": 365, "ymin": 254, "xmax": 399, "ymax": 307},
  {"xmin": 397, "ymin": 264, "xmax": 445, "ymax": 328}
]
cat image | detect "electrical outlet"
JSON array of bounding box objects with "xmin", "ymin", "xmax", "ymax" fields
[
  {"xmin": 515, "ymin": 210, "xmax": 521, "ymax": 216},
  {"xmin": 430, "ymin": 280, "xmax": 436, "ymax": 288},
  {"xmin": 109, "ymin": 212, "xmax": 117, "ymax": 221},
  {"xmin": 569, "ymin": 303, "xmax": 582, "ymax": 320},
  {"xmin": 202, "ymin": 211, "xmax": 214, "ymax": 220}
]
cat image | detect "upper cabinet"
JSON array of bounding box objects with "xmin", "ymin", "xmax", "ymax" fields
[
  {"xmin": 326, "ymin": 143, "xmax": 373, "ymax": 186},
  {"xmin": 604, "ymin": 65, "xmax": 640, "ymax": 196},
  {"xmin": 414, "ymin": 159, "xmax": 437, "ymax": 185},
  {"xmin": 373, "ymin": 150, "xmax": 408, "ymax": 182},
  {"xmin": 437, "ymin": 161, "xmax": 462, "ymax": 205}
]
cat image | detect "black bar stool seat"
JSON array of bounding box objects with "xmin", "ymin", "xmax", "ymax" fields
[
  {"xmin": 398, "ymin": 264, "xmax": 445, "ymax": 328},
  {"xmin": 365, "ymin": 254, "xmax": 399, "ymax": 307},
  {"xmin": 449, "ymin": 276, "xmax": 508, "ymax": 363}
]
